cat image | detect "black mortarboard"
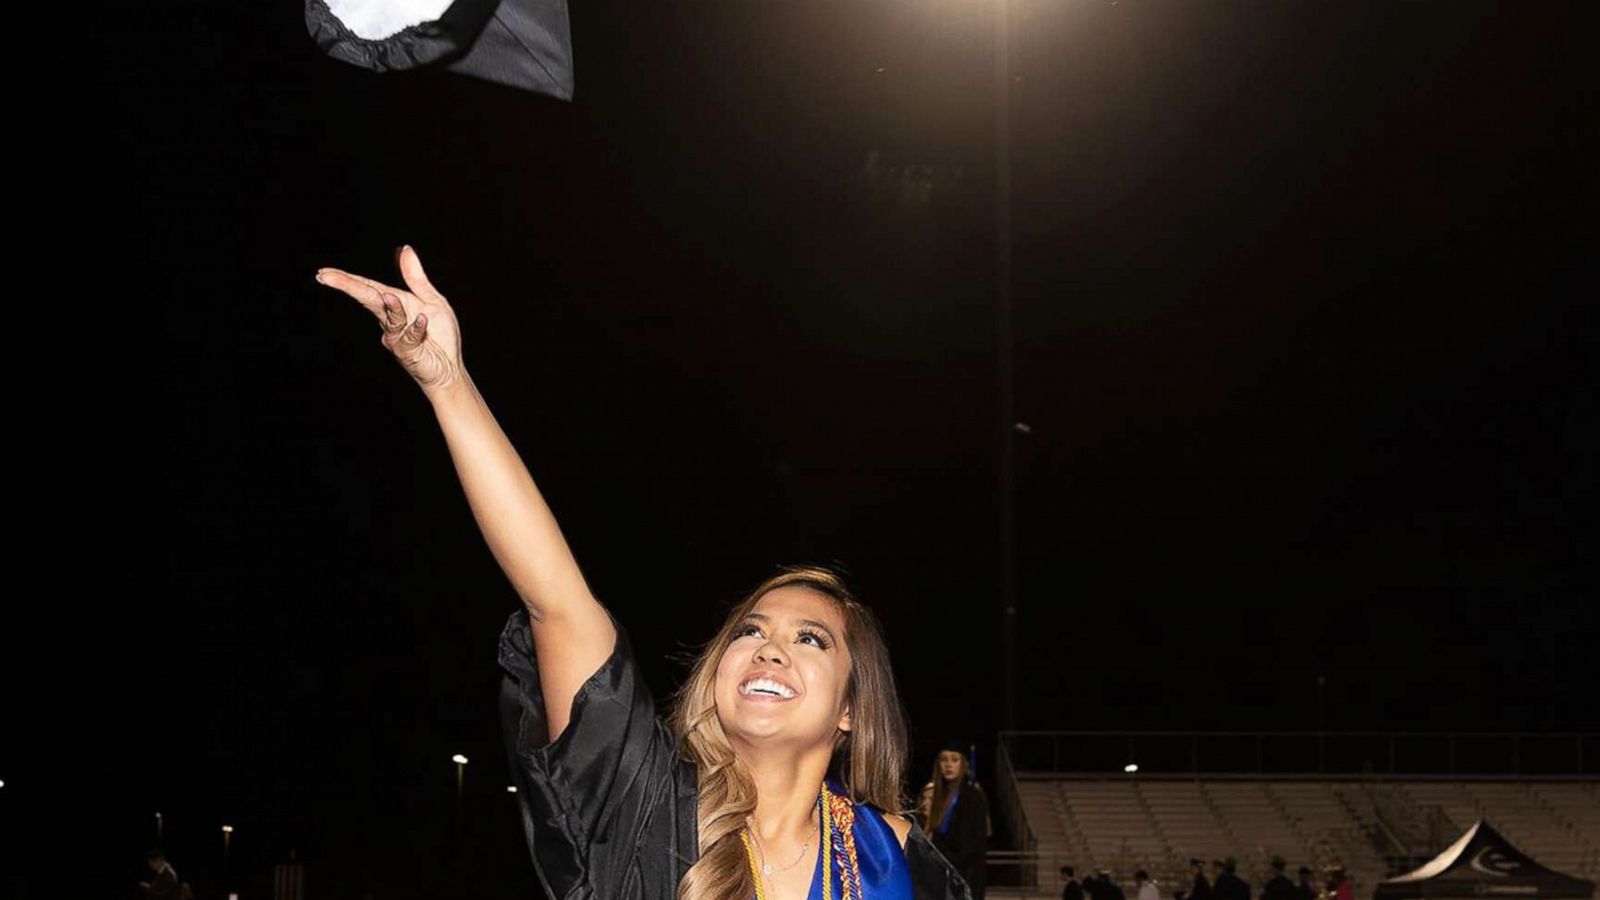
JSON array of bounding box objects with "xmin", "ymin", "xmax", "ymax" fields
[{"xmin": 305, "ymin": 0, "xmax": 574, "ymax": 100}]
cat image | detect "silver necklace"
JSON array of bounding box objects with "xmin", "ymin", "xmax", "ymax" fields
[{"xmin": 748, "ymin": 813, "xmax": 818, "ymax": 877}]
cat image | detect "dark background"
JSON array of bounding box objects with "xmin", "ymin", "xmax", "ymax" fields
[{"xmin": 14, "ymin": 1, "xmax": 1595, "ymax": 897}]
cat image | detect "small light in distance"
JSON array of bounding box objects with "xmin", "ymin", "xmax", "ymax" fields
[
  {"xmin": 453, "ymin": 754, "xmax": 469, "ymax": 765},
  {"xmin": 1124, "ymin": 763, "xmax": 1139, "ymax": 774}
]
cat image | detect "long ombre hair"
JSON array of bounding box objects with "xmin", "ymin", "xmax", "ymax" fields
[
  {"xmin": 922, "ymin": 750, "xmax": 970, "ymax": 834},
  {"xmin": 667, "ymin": 566, "xmax": 909, "ymax": 900}
]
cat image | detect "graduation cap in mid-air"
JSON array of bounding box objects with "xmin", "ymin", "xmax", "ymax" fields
[{"xmin": 304, "ymin": 0, "xmax": 574, "ymax": 100}]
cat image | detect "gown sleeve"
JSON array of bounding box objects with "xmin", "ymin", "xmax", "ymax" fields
[
  {"xmin": 952, "ymin": 785, "xmax": 989, "ymax": 877},
  {"xmin": 906, "ymin": 819, "xmax": 974, "ymax": 900},
  {"xmin": 498, "ymin": 608, "xmax": 687, "ymax": 900}
]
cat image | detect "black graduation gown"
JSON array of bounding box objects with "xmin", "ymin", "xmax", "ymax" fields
[
  {"xmin": 929, "ymin": 781, "xmax": 989, "ymax": 900},
  {"xmin": 497, "ymin": 610, "xmax": 972, "ymax": 900}
]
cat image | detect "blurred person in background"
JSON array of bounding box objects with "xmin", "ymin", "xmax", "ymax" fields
[
  {"xmin": 1136, "ymin": 869, "xmax": 1161, "ymax": 900},
  {"xmin": 1063, "ymin": 866, "xmax": 1085, "ymax": 900},
  {"xmin": 1262, "ymin": 856, "xmax": 1297, "ymax": 900},
  {"xmin": 920, "ymin": 742, "xmax": 991, "ymax": 900}
]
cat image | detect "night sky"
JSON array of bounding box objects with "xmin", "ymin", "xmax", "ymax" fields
[{"xmin": 18, "ymin": 1, "xmax": 1595, "ymax": 897}]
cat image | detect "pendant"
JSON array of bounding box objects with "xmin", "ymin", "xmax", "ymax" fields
[{"xmin": 762, "ymin": 863, "xmax": 774, "ymax": 876}]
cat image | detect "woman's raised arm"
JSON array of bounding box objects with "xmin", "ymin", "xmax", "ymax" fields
[{"xmin": 317, "ymin": 246, "xmax": 616, "ymax": 740}]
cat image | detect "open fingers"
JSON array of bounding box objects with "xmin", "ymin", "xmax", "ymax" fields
[
  {"xmin": 317, "ymin": 268, "xmax": 412, "ymax": 332},
  {"xmin": 316, "ymin": 268, "xmax": 388, "ymax": 313},
  {"xmin": 396, "ymin": 246, "xmax": 446, "ymax": 304},
  {"xmin": 317, "ymin": 267, "xmax": 405, "ymax": 296}
]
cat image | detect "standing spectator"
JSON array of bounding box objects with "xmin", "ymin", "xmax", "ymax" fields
[
  {"xmin": 1063, "ymin": 866, "xmax": 1085, "ymax": 900},
  {"xmin": 1136, "ymin": 869, "xmax": 1161, "ymax": 900},
  {"xmin": 1084, "ymin": 870, "xmax": 1104, "ymax": 900},
  {"xmin": 1214, "ymin": 858, "xmax": 1251, "ymax": 900},
  {"xmin": 1261, "ymin": 857, "xmax": 1297, "ymax": 900},
  {"xmin": 921, "ymin": 742, "xmax": 991, "ymax": 900},
  {"xmin": 1329, "ymin": 867, "xmax": 1354, "ymax": 900},
  {"xmin": 1101, "ymin": 870, "xmax": 1128, "ymax": 900},
  {"xmin": 140, "ymin": 851, "xmax": 180, "ymax": 900},
  {"xmin": 1296, "ymin": 867, "xmax": 1317, "ymax": 900},
  {"xmin": 1186, "ymin": 858, "xmax": 1213, "ymax": 900}
]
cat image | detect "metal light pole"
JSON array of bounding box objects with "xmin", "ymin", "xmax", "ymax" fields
[
  {"xmin": 155, "ymin": 811, "xmax": 164, "ymax": 848},
  {"xmin": 1317, "ymin": 675, "xmax": 1327, "ymax": 772},
  {"xmin": 222, "ymin": 825, "xmax": 234, "ymax": 886},
  {"xmin": 453, "ymin": 754, "xmax": 469, "ymax": 830},
  {"xmin": 995, "ymin": 0, "xmax": 1017, "ymax": 736}
]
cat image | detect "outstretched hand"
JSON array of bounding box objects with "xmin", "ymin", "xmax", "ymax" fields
[{"xmin": 317, "ymin": 245, "xmax": 468, "ymax": 396}]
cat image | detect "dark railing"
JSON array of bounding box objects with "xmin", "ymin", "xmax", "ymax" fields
[
  {"xmin": 999, "ymin": 731, "xmax": 1600, "ymax": 778},
  {"xmin": 994, "ymin": 737, "xmax": 1038, "ymax": 889}
]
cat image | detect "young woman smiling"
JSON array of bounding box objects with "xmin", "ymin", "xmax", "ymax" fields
[{"xmin": 318, "ymin": 248, "xmax": 971, "ymax": 900}]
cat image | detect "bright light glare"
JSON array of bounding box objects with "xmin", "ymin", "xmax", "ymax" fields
[
  {"xmin": 453, "ymin": 754, "xmax": 469, "ymax": 765},
  {"xmin": 507, "ymin": 785, "xmax": 518, "ymax": 793},
  {"xmin": 1124, "ymin": 764, "xmax": 1139, "ymax": 773},
  {"xmin": 222, "ymin": 825, "xmax": 234, "ymax": 833}
]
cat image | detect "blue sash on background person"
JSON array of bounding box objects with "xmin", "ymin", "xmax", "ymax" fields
[{"xmin": 936, "ymin": 786, "xmax": 960, "ymax": 837}]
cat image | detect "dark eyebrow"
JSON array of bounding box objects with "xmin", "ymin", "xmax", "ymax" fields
[{"xmin": 740, "ymin": 613, "xmax": 839, "ymax": 646}]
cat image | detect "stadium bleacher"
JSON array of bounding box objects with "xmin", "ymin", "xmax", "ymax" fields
[{"xmin": 1011, "ymin": 778, "xmax": 1598, "ymax": 898}]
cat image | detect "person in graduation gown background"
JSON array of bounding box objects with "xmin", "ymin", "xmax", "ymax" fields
[{"xmin": 919, "ymin": 742, "xmax": 991, "ymax": 900}]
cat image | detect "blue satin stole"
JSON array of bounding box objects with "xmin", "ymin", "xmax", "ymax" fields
[{"xmin": 802, "ymin": 781, "xmax": 914, "ymax": 900}]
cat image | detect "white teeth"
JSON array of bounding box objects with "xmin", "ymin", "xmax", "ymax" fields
[{"xmin": 739, "ymin": 677, "xmax": 796, "ymax": 698}]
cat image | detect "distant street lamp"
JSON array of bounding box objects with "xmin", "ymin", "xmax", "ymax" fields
[
  {"xmin": 221, "ymin": 826, "xmax": 234, "ymax": 884},
  {"xmin": 1124, "ymin": 763, "xmax": 1139, "ymax": 774},
  {"xmin": 506, "ymin": 785, "xmax": 518, "ymax": 793},
  {"xmin": 453, "ymin": 754, "xmax": 469, "ymax": 827}
]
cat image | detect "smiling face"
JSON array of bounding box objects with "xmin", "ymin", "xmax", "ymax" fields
[{"xmin": 712, "ymin": 585, "xmax": 854, "ymax": 753}]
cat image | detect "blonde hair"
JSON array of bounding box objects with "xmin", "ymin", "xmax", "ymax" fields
[{"xmin": 667, "ymin": 566, "xmax": 909, "ymax": 900}]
